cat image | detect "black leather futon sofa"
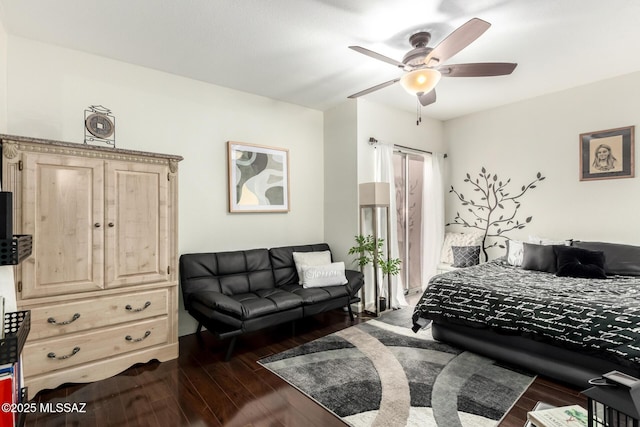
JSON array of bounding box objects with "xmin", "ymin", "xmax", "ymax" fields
[{"xmin": 180, "ymin": 243, "xmax": 364, "ymax": 360}]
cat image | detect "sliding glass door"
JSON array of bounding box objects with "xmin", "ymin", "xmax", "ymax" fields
[{"xmin": 393, "ymin": 151, "xmax": 424, "ymax": 295}]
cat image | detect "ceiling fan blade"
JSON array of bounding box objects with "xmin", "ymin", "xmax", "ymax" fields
[
  {"xmin": 423, "ymin": 18, "xmax": 491, "ymax": 66},
  {"xmin": 349, "ymin": 46, "xmax": 406, "ymax": 68},
  {"xmin": 347, "ymin": 78, "xmax": 401, "ymax": 99},
  {"xmin": 418, "ymin": 89, "xmax": 436, "ymax": 106},
  {"xmin": 439, "ymin": 62, "xmax": 517, "ymax": 77}
]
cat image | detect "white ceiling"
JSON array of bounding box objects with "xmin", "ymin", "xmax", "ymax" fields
[{"xmin": 2, "ymin": 0, "xmax": 640, "ymax": 121}]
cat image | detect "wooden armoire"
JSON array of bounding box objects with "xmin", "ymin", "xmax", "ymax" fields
[{"xmin": 0, "ymin": 134, "xmax": 182, "ymax": 396}]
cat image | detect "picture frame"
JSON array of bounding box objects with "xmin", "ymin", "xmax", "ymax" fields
[
  {"xmin": 579, "ymin": 126, "xmax": 635, "ymax": 181},
  {"xmin": 227, "ymin": 141, "xmax": 290, "ymax": 213}
]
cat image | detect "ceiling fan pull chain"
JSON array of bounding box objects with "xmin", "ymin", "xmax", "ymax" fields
[{"xmin": 416, "ymin": 100, "xmax": 422, "ymax": 126}]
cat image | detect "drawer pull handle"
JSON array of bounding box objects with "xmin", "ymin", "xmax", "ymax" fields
[
  {"xmin": 48, "ymin": 313, "xmax": 81, "ymax": 325},
  {"xmin": 125, "ymin": 301, "xmax": 151, "ymax": 312},
  {"xmin": 125, "ymin": 331, "xmax": 151, "ymax": 343},
  {"xmin": 47, "ymin": 347, "xmax": 80, "ymax": 360}
]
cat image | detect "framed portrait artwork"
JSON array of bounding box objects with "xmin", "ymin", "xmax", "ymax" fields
[
  {"xmin": 227, "ymin": 141, "xmax": 290, "ymax": 212},
  {"xmin": 579, "ymin": 126, "xmax": 635, "ymax": 181}
]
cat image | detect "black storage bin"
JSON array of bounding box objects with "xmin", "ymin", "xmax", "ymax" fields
[
  {"xmin": 0, "ymin": 235, "xmax": 32, "ymax": 265},
  {"xmin": 0, "ymin": 311, "xmax": 31, "ymax": 365}
]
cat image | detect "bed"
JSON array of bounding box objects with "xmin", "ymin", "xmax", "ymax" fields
[{"xmin": 412, "ymin": 240, "xmax": 640, "ymax": 388}]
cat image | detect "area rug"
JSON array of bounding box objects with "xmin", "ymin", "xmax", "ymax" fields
[{"xmin": 259, "ymin": 308, "xmax": 535, "ymax": 427}]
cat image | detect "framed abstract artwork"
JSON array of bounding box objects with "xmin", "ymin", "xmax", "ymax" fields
[
  {"xmin": 580, "ymin": 126, "xmax": 635, "ymax": 181},
  {"xmin": 227, "ymin": 141, "xmax": 290, "ymax": 212}
]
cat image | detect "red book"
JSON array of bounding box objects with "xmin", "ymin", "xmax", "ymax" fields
[{"xmin": 0, "ymin": 372, "xmax": 15, "ymax": 427}]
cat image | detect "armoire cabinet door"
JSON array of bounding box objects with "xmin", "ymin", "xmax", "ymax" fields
[
  {"xmin": 104, "ymin": 161, "xmax": 171, "ymax": 288},
  {"xmin": 21, "ymin": 153, "xmax": 105, "ymax": 299}
]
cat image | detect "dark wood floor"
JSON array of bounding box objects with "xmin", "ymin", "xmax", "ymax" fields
[{"xmin": 24, "ymin": 308, "xmax": 586, "ymax": 427}]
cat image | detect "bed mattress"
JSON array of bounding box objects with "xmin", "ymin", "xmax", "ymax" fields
[{"xmin": 412, "ymin": 260, "xmax": 640, "ymax": 367}]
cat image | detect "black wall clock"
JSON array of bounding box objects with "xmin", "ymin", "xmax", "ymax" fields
[
  {"xmin": 85, "ymin": 113, "xmax": 115, "ymax": 138},
  {"xmin": 84, "ymin": 105, "xmax": 116, "ymax": 147}
]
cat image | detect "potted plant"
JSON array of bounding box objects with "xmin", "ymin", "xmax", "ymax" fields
[{"xmin": 348, "ymin": 234, "xmax": 401, "ymax": 312}]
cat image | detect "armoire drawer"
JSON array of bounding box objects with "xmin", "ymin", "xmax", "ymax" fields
[
  {"xmin": 24, "ymin": 316, "xmax": 169, "ymax": 377},
  {"xmin": 28, "ymin": 289, "xmax": 169, "ymax": 340}
]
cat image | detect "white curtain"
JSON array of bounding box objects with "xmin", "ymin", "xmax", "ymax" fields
[
  {"xmin": 422, "ymin": 152, "xmax": 445, "ymax": 289},
  {"xmin": 374, "ymin": 143, "xmax": 408, "ymax": 309}
]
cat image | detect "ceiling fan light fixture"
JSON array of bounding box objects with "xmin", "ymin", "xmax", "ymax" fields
[{"xmin": 399, "ymin": 68, "xmax": 441, "ymax": 95}]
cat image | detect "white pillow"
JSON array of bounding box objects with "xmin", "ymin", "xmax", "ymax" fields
[
  {"xmin": 300, "ymin": 262, "xmax": 348, "ymax": 288},
  {"xmin": 440, "ymin": 231, "xmax": 484, "ymax": 264},
  {"xmin": 506, "ymin": 240, "xmax": 524, "ymax": 266},
  {"xmin": 528, "ymin": 236, "xmax": 570, "ymax": 246},
  {"xmin": 292, "ymin": 251, "xmax": 332, "ymax": 284}
]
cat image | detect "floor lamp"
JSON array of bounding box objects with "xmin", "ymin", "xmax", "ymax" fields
[{"xmin": 359, "ymin": 182, "xmax": 392, "ymax": 317}]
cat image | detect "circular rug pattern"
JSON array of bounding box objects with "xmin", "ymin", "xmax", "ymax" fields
[{"xmin": 259, "ymin": 312, "xmax": 534, "ymax": 427}]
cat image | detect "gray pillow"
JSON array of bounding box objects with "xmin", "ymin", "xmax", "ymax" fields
[
  {"xmin": 521, "ymin": 243, "xmax": 557, "ymax": 273},
  {"xmin": 573, "ymin": 241, "xmax": 640, "ymax": 276},
  {"xmin": 451, "ymin": 245, "xmax": 480, "ymax": 268}
]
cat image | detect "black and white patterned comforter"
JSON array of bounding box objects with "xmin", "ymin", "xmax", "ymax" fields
[{"xmin": 412, "ymin": 260, "xmax": 640, "ymax": 366}]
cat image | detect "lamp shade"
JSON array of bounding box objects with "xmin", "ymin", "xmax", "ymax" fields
[
  {"xmin": 359, "ymin": 182, "xmax": 390, "ymax": 207},
  {"xmin": 399, "ymin": 68, "xmax": 441, "ymax": 95}
]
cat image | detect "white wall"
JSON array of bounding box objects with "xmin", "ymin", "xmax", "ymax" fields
[
  {"xmin": 323, "ymin": 100, "xmax": 359, "ymax": 263},
  {"xmin": 0, "ymin": 16, "xmax": 7, "ymax": 132},
  {"xmin": 444, "ymin": 71, "xmax": 640, "ymax": 256},
  {"xmin": 5, "ymin": 36, "xmax": 325, "ymax": 335}
]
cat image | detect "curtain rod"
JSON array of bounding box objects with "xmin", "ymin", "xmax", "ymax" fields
[{"xmin": 368, "ymin": 137, "xmax": 447, "ymax": 158}]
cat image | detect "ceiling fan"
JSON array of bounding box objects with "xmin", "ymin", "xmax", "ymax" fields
[{"xmin": 347, "ymin": 18, "xmax": 517, "ymax": 106}]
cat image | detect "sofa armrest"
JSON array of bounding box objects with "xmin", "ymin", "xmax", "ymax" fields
[
  {"xmin": 345, "ymin": 269, "xmax": 364, "ymax": 298},
  {"xmin": 189, "ymin": 290, "xmax": 244, "ymax": 317}
]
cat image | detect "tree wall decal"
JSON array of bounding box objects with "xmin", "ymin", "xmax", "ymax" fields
[{"xmin": 447, "ymin": 167, "xmax": 545, "ymax": 260}]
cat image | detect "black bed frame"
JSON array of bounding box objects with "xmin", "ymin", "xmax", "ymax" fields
[{"xmin": 432, "ymin": 320, "xmax": 640, "ymax": 388}]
